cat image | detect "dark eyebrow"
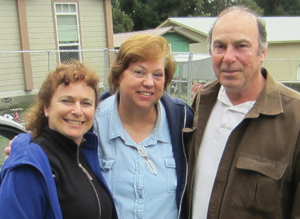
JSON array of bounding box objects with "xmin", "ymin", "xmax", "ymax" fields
[
  {"xmin": 136, "ymin": 64, "xmax": 146, "ymax": 70},
  {"xmin": 234, "ymin": 40, "xmax": 251, "ymax": 45},
  {"xmin": 60, "ymin": 95, "xmax": 73, "ymax": 99},
  {"xmin": 82, "ymin": 97, "xmax": 94, "ymax": 102},
  {"xmin": 60, "ymin": 95, "xmax": 93, "ymax": 102},
  {"xmin": 212, "ymin": 40, "xmax": 225, "ymax": 45}
]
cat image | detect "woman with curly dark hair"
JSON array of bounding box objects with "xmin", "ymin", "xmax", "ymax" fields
[{"xmin": 0, "ymin": 61, "xmax": 117, "ymax": 219}]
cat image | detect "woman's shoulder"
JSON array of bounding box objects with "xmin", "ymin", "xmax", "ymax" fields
[
  {"xmin": 161, "ymin": 92, "xmax": 185, "ymax": 105},
  {"xmin": 161, "ymin": 93, "xmax": 193, "ymax": 113},
  {"xmin": 96, "ymin": 93, "xmax": 117, "ymax": 117},
  {"xmin": 12, "ymin": 133, "xmax": 43, "ymax": 153},
  {"xmin": 4, "ymin": 133, "xmax": 49, "ymax": 170}
]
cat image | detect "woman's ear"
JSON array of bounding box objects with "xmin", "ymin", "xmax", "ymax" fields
[{"xmin": 44, "ymin": 107, "xmax": 49, "ymax": 118}]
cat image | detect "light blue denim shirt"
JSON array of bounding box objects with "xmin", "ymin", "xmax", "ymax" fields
[{"xmin": 94, "ymin": 94, "xmax": 178, "ymax": 219}]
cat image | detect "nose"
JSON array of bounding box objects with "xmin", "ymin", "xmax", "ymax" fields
[
  {"xmin": 223, "ymin": 47, "xmax": 237, "ymax": 63},
  {"xmin": 71, "ymin": 102, "xmax": 83, "ymax": 116},
  {"xmin": 142, "ymin": 74, "xmax": 154, "ymax": 87}
]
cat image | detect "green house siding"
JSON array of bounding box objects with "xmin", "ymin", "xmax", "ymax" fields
[
  {"xmin": 163, "ymin": 33, "xmax": 189, "ymax": 52},
  {"xmin": 162, "ymin": 33, "xmax": 190, "ymax": 78}
]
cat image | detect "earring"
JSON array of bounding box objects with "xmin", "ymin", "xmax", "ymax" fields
[{"xmin": 45, "ymin": 113, "xmax": 48, "ymax": 117}]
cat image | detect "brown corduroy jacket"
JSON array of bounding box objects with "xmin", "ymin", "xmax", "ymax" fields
[{"xmin": 184, "ymin": 68, "xmax": 300, "ymax": 219}]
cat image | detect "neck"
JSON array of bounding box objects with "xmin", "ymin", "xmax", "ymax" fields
[
  {"xmin": 118, "ymin": 100, "xmax": 158, "ymax": 143},
  {"xmin": 119, "ymin": 105, "xmax": 157, "ymax": 125},
  {"xmin": 226, "ymin": 73, "xmax": 266, "ymax": 105}
]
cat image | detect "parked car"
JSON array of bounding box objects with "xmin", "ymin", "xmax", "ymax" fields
[{"xmin": 0, "ymin": 116, "xmax": 27, "ymax": 169}]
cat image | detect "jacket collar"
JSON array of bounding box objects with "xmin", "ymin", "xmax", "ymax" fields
[
  {"xmin": 246, "ymin": 68, "xmax": 283, "ymax": 118},
  {"xmin": 192, "ymin": 68, "xmax": 283, "ymax": 128}
]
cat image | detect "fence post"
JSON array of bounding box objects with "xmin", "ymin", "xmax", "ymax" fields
[
  {"xmin": 104, "ymin": 48, "xmax": 109, "ymax": 91},
  {"xmin": 187, "ymin": 52, "xmax": 193, "ymax": 105}
]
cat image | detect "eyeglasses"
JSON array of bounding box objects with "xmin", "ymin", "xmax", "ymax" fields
[{"xmin": 137, "ymin": 143, "xmax": 157, "ymax": 175}]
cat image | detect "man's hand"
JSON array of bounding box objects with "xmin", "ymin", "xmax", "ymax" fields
[{"xmin": 4, "ymin": 139, "xmax": 12, "ymax": 159}]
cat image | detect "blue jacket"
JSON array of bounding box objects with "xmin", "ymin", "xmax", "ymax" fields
[
  {"xmin": 0, "ymin": 132, "xmax": 118, "ymax": 219},
  {"xmin": 101, "ymin": 92, "xmax": 194, "ymax": 218}
]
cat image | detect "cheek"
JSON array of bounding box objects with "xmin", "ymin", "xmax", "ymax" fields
[
  {"xmin": 211, "ymin": 57, "xmax": 222, "ymax": 70},
  {"xmin": 157, "ymin": 81, "xmax": 165, "ymax": 91},
  {"xmin": 85, "ymin": 109, "xmax": 95, "ymax": 121},
  {"xmin": 47, "ymin": 116, "xmax": 58, "ymax": 130},
  {"xmin": 213, "ymin": 55, "xmax": 222, "ymax": 62}
]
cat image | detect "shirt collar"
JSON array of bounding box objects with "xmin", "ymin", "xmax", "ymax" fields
[
  {"xmin": 217, "ymin": 85, "xmax": 232, "ymax": 107},
  {"xmin": 218, "ymin": 86, "xmax": 255, "ymax": 114}
]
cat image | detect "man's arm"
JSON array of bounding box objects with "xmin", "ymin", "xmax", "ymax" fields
[
  {"xmin": 291, "ymin": 132, "xmax": 300, "ymax": 217},
  {"xmin": 4, "ymin": 139, "xmax": 12, "ymax": 158}
]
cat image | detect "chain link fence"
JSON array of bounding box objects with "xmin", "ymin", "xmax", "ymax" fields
[
  {"xmin": 0, "ymin": 50, "xmax": 216, "ymax": 124},
  {"xmin": 0, "ymin": 49, "xmax": 112, "ymax": 124},
  {"xmin": 0, "ymin": 49, "xmax": 300, "ymax": 126}
]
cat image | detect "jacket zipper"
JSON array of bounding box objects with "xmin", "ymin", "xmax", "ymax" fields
[
  {"xmin": 177, "ymin": 105, "xmax": 188, "ymax": 219},
  {"xmin": 77, "ymin": 144, "xmax": 102, "ymax": 219}
]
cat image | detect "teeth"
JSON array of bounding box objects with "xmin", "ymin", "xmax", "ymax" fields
[
  {"xmin": 139, "ymin": 92, "xmax": 152, "ymax": 96},
  {"xmin": 67, "ymin": 120, "xmax": 83, "ymax": 125}
]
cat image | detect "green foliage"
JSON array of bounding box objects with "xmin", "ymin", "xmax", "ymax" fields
[
  {"xmin": 112, "ymin": 0, "xmax": 134, "ymax": 33},
  {"xmin": 130, "ymin": 1, "xmax": 160, "ymax": 30},
  {"xmin": 254, "ymin": 0, "xmax": 300, "ymax": 15},
  {"xmin": 195, "ymin": 0, "xmax": 263, "ymax": 16},
  {"xmin": 237, "ymin": 0, "xmax": 264, "ymax": 15},
  {"xmin": 114, "ymin": 0, "xmax": 183, "ymax": 31},
  {"xmin": 112, "ymin": 0, "xmax": 300, "ymax": 31}
]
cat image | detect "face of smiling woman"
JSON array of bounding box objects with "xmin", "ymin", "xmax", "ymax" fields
[
  {"xmin": 118, "ymin": 58, "xmax": 165, "ymax": 113},
  {"xmin": 44, "ymin": 81, "xmax": 96, "ymax": 145}
]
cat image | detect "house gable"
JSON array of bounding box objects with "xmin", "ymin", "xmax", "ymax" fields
[{"xmin": 163, "ymin": 32, "xmax": 190, "ymax": 52}]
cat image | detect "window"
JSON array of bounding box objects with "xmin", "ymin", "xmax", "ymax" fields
[{"xmin": 54, "ymin": 3, "xmax": 81, "ymax": 63}]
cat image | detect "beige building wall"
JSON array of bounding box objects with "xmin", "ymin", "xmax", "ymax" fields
[
  {"xmin": 0, "ymin": 0, "xmax": 112, "ymax": 111},
  {"xmin": 189, "ymin": 34, "xmax": 209, "ymax": 53},
  {"xmin": 263, "ymin": 43, "xmax": 300, "ymax": 81},
  {"xmin": 0, "ymin": 0, "xmax": 112, "ymax": 95},
  {"xmin": 0, "ymin": 2, "xmax": 20, "ymax": 51},
  {"xmin": 26, "ymin": 1, "xmax": 56, "ymax": 50},
  {"xmin": 80, "ymin": 0, "xmax": 106, "ymax": 49},
  {"xmin": 26, "ymin": 0, "xmax": 57, "ymax": 92},
  {"xmin": 0, "ymin": 1, "xmax": 24, "ymax": 96},
  {"xmin": 79, "ymin": 0, "xmax": 108, "ymax": 84}
]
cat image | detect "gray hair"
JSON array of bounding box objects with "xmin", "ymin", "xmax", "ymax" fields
[{"xmin": 207, "ymin": 6, "xmax": 268, "ymax": 55}]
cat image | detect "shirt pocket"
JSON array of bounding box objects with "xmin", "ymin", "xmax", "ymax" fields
[
  {"xmin": 164, "ymin": 156, "xmax": 177, "ymax": 193},
  {"xmin": 231, "ymin": 154, "xmax": 287, "ymax": 215},
  {"xmin": 98, "ymin": 157, "xmax": 116, "ymax": 195}
]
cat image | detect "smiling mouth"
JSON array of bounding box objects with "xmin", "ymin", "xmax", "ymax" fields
[
  {"xmin": 65, "ymin": 119, "xmax": 84, "ymax": 125},
  {"xmin": 222, "ymin": 69, "xmax": 240, "ymax": 73},
  {"xmin": 137, "ymin": 91, "xmax": 153, "ymax": 96}
]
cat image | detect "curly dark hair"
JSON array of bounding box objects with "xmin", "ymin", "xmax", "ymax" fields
[{"xmin": 25, "ymin": 61, "xmax": 100, "ymax": 138}]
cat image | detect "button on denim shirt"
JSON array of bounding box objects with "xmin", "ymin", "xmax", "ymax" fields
[{"xmin": 94, "ymin": 94, "xmax": 178, "ymax": 219}]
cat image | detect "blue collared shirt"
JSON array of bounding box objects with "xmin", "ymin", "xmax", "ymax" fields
[{"xmin": 94, "ymin": 94, "xmax": 178, "ymax": 219}]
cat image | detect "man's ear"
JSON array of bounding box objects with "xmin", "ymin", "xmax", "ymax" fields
[{"xmin": 260, "ymin": 43, "xmax": 268, "ymax": 63}]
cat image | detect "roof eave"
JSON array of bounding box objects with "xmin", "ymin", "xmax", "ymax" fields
[{"xmin": 173, "ymin": 27, "xmax": 202, "ymax": 43}]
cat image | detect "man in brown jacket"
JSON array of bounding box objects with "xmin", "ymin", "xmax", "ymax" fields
[{"xmin": 184, "ymin": 6, "xmax": 300, "ymax": 219}]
